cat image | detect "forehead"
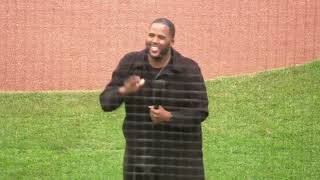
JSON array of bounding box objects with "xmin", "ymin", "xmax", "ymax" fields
[{"xmin": 148, "ymin": 23, "xmax": 170, "ymax": 36}]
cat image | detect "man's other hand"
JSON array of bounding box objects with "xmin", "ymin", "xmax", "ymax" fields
[{"xmin": 148, "ymin": 105, "xmax": 172, "ymax": 124}]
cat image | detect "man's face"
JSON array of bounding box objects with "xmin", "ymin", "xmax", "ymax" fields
[{"xmin": 145, "ymin": 23, "xmax": 174, "ymax": 60}]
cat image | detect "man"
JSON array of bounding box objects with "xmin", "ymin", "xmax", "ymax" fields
[{"xmin": 100, "ymin": 18, "xmax": 209, "ymax": 180}]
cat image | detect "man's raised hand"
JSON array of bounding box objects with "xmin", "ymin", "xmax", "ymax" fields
[{"xmin": 118, "ymin": 75, "xmax": 145, "ymax": 95}]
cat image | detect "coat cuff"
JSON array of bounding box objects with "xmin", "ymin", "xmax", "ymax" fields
[{"xmin": 100, "ymin": 87, "xmax": 124, "ymax": 111}]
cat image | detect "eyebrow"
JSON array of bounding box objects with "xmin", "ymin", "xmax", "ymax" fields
[{"xmin": 148, "ymin": 33, "xmax": 166, "ymax": 38}]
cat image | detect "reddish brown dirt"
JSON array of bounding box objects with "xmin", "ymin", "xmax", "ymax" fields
[{"xmin": 1, "ymin": 0, "xmax": 319, "ymax": 91}]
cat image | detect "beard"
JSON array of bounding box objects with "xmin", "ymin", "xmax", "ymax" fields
[{"xmin": 146, "ymin": 43, "xmax": 171, "ymax": 61}]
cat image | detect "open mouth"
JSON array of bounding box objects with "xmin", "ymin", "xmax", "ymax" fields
[{"xmin": 150, "ymin": 46, "xmax": 160, "ymax": 54}]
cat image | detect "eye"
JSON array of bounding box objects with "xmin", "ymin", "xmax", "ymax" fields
[
  {"xmin": 148, "ymin": 33, "xmax": 155, "ymax": 38},
  {"xmin": 158, "ymin": 35, "xmax": 165, "ymax": 40}
]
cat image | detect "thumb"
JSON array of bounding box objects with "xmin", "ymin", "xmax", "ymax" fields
[{"xmin": 138, "ymin": 79, "xmax": 145, "ymax": 86}]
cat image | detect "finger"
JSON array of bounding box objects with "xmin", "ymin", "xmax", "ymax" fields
[
  {"xmin": 150, "ymin": 108, "xmax": 159, "ymax": 114},
  {"xmin": 150, "ymin": 111, "xmax": 160, "ymax": 119},
  {"xmin": 138, "ymin": 79, "xmax": 145, "ymax": 87},
  {"xmin": 158, "ymin": 105, "xmax": 163, "ymax": 110},
  {"xmin": 130, "ymin": 80, "xmax": 139, "ymax": 86},
  {"xmin": 124, "ymin": 78, "xmax": 136, "ymax": 87},
  {"xmin": 128, "ymin": 75, "xmax": 140, "ymax": 85},
  {"xmin": 150, "ymin": 114, "xmax": 158, "ymax": 123},
  {"xmin": 130, "ymin": 75, "xmax": 139, "ymax": 80},
  {"xmin": 149, "ymin": 106, "xmax": 157, "ymax": 111},
  {"xmin": 153, "ymin": 113, "xmax": 159, "ymax": 118},
  {"xmin": 133, "ymin": 75, "xmax": 140, "ymax": 83}
]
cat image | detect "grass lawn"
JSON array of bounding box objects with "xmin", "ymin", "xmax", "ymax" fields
[{"xmin": 1, "ymin": 60, "xmax": 319, "ymax": 179}]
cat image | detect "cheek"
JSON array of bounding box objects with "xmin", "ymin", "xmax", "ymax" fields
[
  {"xmin": 161, "ymin": 41, "xmax": 171, "ymax": 48},
  {"xmin": 159, "ymin": 40, "xmax": 168, "ymax": 47},
  {"xmin": 146, "ymin": 37, "xmax": 152, "ymax": 43}
]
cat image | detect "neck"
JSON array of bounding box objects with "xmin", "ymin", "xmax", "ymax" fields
[{"xmin": 148, "ymin": 49, "xmax": 171, "ymax": 68}]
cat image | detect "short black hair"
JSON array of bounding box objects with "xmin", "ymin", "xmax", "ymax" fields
[{"xmin": 151, "ymin": 18, "xmax": 175, "ymax": 39}]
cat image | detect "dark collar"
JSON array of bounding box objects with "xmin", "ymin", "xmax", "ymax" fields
[{"xmin": 132, "ymin": 48, "xmax": 184, "ymax": 73}]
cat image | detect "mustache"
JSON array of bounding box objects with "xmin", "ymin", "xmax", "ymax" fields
[{"xmin": 147, "ymin": 43, "xmax": 159, "ymax": 47}]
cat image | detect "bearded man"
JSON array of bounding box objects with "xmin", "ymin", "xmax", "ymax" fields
[{"xmin": 100, "ymin": 18, "xmax": 209, "ymax": 180}]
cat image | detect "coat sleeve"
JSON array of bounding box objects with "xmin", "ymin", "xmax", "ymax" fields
[
  {"xmin": 169, "ymin": 63, "xmax": 209, "ymax": 125},
  {"xmin": 99, "ymin": 54, "xmax": 131, "ymax": 112}
]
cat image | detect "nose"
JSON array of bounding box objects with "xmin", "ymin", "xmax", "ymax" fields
[{"xmin": 151, "ymin": 36, "xmax": 159, "ymax": 44}]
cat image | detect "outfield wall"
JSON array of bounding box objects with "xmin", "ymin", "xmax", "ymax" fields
[{"xmin": 1, "ymin": 0, "xmax": 319, "ymax": 91}]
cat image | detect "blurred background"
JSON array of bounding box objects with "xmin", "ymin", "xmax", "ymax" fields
[{"xmin": 0, "ymin": 0, "xmax": 319, "ymax": 91}]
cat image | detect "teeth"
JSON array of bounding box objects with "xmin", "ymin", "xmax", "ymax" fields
[{"xmin": 151, "ymin": 46, "xmax": 159, "ymax": 51}]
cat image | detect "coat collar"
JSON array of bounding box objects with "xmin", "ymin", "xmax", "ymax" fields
[{"xmin": 132, "ymin": 48, "xmax": 184, "ymax": 73}]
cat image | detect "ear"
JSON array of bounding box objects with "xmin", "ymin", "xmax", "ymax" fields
[{"xmin": 171, "ymin": 38, "xmax": 175, "ymax": 45}]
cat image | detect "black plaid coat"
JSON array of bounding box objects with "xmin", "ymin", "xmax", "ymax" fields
[{"xmin": 100, "ymin": 48, "xmax": 209, "ymax": 180}]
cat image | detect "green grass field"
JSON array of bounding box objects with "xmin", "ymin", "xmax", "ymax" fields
[{"xmin": 1, "ymin": 61, "xmax": 319, "ymax": 179}]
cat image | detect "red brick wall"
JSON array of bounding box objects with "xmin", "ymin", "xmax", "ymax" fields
[{"xmin": 1, "ymin": 0, "xmax": 319, "ymax": 91}]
